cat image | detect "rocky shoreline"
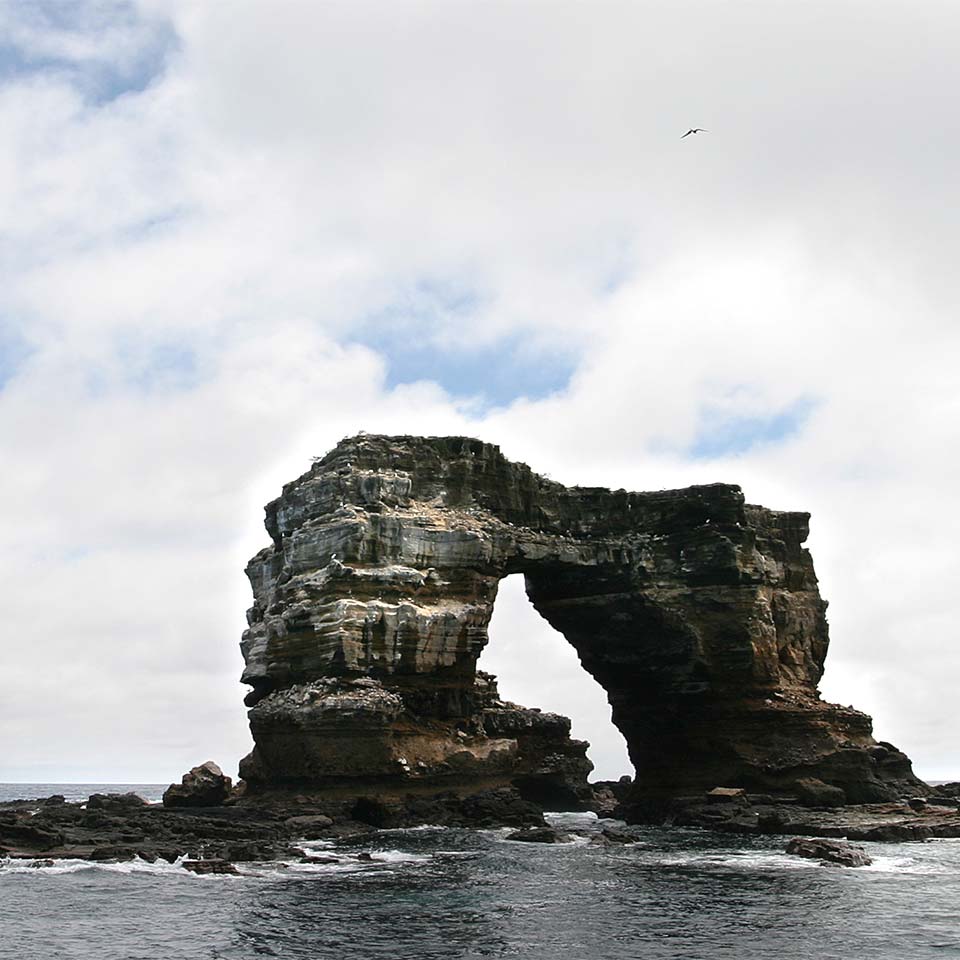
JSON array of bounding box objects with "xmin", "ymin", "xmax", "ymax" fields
[
  {"xmin": 666, "ymin": 785, "xmax": 960, "ymax": 841},
  {"xmin": 4, "ymin": 777, "xmax": 958, "ymax": 868},
  {"xmin": 0, "ymin": 781, "xmax": 556, "ymax": 866}
]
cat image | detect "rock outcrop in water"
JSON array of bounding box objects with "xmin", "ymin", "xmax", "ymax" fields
[
  {"xmin": 163, "ymin": 761, "xmax": 233, "ymax": 808},
  {"xmin": 785, "ymin": 836, "xmax": 872, "ymax": 867},
  {"xmin": 238, "ymin": 434, "xmax": 924, "ymax": 814}
]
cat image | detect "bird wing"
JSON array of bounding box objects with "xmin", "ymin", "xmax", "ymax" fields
[{"xmin": 681, "ymin": 130, "xmax": 693, "ymax": 138}]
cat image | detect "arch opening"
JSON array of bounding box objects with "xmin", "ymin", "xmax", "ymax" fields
[{"xmin": 483, "ymin": 574, "xmax": 632, "ymax": 783}]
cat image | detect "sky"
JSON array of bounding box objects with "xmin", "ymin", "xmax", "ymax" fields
[{"xmin": 1, "ymin": 0, "xmax": 958, "ymax": 784}]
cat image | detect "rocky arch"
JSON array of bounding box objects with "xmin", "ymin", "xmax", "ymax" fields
[{"xmin": 238, "ymin": 434, "xmax": 921, "ymax": 812}]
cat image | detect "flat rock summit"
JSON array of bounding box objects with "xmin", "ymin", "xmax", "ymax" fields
[{"xmin": 237, "ymin": 433, "xmax": 923, "ymax": 815}]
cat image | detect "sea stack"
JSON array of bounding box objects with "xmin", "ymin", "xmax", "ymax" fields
[{"xmin": 237, "ymin": 434, "xmax": 924, "ymax": 814}]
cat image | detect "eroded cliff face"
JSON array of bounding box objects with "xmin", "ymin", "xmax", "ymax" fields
[{"xmin": 238, "ymin": 434, "xmax": 922, "ymax": 810}]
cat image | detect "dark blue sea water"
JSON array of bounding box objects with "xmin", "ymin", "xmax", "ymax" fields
[{"xmin": 2, "ymin": 786, "xmax": 959, "ymax": 960}]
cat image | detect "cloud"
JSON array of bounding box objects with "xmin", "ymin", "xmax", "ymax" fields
[
  {"xmin": 0, "ymin": 0, "xmax": 176, "ymax": 102},
  {"xmin": 687, "ymin": 396, "xmax": 818, "ymax": 460},
  {"xmin": 0, "ymin": 0, "xmax": 957, "ymax": 783}
]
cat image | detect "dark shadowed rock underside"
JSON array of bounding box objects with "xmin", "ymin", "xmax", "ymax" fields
[{"xmin": 237, "ymin": 434, "xmax": 925, "ymax": 816}]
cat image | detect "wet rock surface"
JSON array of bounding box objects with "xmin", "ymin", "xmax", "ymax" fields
[
  {"xmin": 182, "ymin": 859, "xmax": 240, "ymax": 875},
  {"xmin": 666, "ymin": 790, "xmax": 960, "ymax": 840},
  {"xmin": 4, "ymin": 785, "xmax": 958, "ymax": 866},
  {"xmin": 505, "ymin": 827, "xmax": 570, "ymax": 843},
  {"xmin": 237, "ymin": 434, "xmax": 925, "ymax": 811},
  {"xmin": 785, "ymin": 837, "xmax": 872, "ymax": 867},
  {"xmin": 0, "ymin": 785, "xmax": 552, "ymax": 864}
]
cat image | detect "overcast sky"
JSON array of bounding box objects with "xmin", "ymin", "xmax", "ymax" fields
[{"xmin": 1, "ymin": 0, "xmax": 957, "ymax": 784}]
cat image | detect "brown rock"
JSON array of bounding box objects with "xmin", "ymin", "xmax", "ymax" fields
[
  {"xmin": 163, "ymin": 761, "xmax": 233, "ymax": 808},
  {"xmin": 793, "ymin": 778, "xmax": 847, "ymax": 808},
  {"xmin": 707, "ymin": 787, "xmax": 747, "ymax": 803},
  {"xmin": 785, "ymin": 836, "xmax": 872, "ymax": 867}
]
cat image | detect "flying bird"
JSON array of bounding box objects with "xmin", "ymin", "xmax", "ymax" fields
[{"xmin": 681, "ymin": 128, "xmax": 708, "ymax": 138}]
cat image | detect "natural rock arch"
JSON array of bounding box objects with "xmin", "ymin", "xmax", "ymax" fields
[{"xmin": 238, "ymin": 434, "xmax": 921, "ymax": 811}]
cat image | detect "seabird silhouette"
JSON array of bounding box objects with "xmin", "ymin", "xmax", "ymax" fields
[{"xmin": 681, "ymin": 128, "xmax": 708, "ymax": 138}]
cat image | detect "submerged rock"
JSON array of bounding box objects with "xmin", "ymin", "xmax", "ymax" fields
[
  {"xmin": 88, "ymin": 845, "xmax": 141, "ymax": 861},
  {"xmin": 506, "ymin": 827, "xmax": 569, "ymax": 844},
  {"xmin": 598, "ymin": 826, "xmax": 644, "ymax": 844},
  {"xmin": 182, "ymin": 859, "xmax": 239, "ymax": 875}
]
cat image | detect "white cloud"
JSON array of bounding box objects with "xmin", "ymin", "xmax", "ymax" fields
[{"xmin": 1, "ymin": 0, "xmax": 957, "ymax": 783}]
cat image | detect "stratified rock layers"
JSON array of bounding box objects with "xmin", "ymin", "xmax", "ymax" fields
[{"xmin": 238, "ymin": 435, "xmax": 922, "ymax": 809}]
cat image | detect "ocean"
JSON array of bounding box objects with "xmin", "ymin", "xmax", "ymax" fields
[
  {"xmin": 2, "ymin": 785, "xmax": 958, "ymax": 960},
  {"xmin": 0, "ymin": 784, "xmax": 169, "ymax": 805}
]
